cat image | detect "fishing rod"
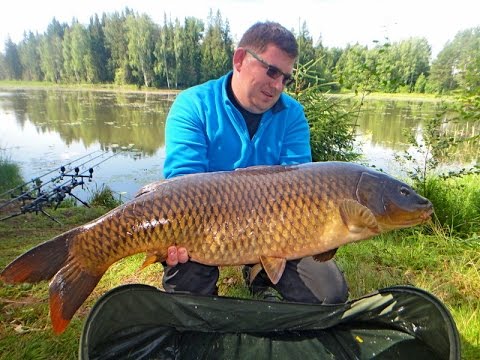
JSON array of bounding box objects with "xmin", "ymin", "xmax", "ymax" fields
[
  {"xmin": 0, "ymin": 149, "xmax": 103, "ymax": 200},
  {"xmin": 0, "ymin": 149, "xmax": 125, "ymax": 223},
  {"xmin": 0, "ymin": 150, "xmax": 115, "ymax": 211}
]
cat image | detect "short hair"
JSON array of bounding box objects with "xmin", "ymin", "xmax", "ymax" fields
[{"xmin": 238, "ymin": 21, "xmax": 298, "ymax": 59}]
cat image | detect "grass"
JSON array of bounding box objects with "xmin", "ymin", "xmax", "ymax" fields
[
  {"xmin": 0, "ymin": 80, "xmax": 180, "ymax": 95},
  {"xmin": 0, "ymin": 157, "xmax": 23, "ymax": 195},
  {"xmin": 0, "ymin": 207, "xmax": 478, "ymax": 359},
  {"xmin": 88, "ymin": 184, "xmax": 123, "ymax": 209},
  {"xmin": 423, "ymin": 174, "xmax": 480, "ymax": 237},
  {"xmin": 339, "ymin": 225, "xmax": 480, "ymax": 359}
]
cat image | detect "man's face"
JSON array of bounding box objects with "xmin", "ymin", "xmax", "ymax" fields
[{"xmin": 232, "ymin": 45, "xmax": 295, "ymax": 114}]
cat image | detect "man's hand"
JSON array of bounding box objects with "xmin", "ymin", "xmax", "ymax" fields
[{"xmin": 166, "ymin": 246, "xmax": 189, "ymax": 266}]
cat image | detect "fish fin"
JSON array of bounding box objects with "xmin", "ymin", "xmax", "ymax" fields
[
  {"xmin": 138, "ymin": 251, "xmax": 163, "ymax": 271},
  {"xmin": 135, "ymin": 180, "xmax": 166, "ymax": 198},
  {"xmin": 248, "ymin": 263, "xmax": 264, "ymax": 285},
  {"xmin": 49, "ymin": 260, "xmax": 103, "ymax": 334},
  {"xmin": 259, "ymin": 256, "xmax": 286, "ymax": 285},
  {"xmin": 0, "ymin": 227, "xmax": 99, "ymax": 334},
  {"xmin": 0, "ymin": 229, "xmax": 76, "ymax": 283},
  {"xmin": 313, "ymin": 248, "xmax": 338, "ymax": 262},
  {"xmin": 339, "ymin": 199, "xmax": 380, "ymax": 234}
]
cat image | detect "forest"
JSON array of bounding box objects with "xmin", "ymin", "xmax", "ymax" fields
[{"xmin": 0, "ymin": 8, "xmax": 479, "ymax": 94}]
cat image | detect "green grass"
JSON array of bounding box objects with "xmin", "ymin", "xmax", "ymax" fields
[
  {"xmin": 422, "ymin": 174, "xmax": 480, "ymax": 236},
  {"xmin": 0, "ymin": 80, "xmax": 180, "ymax": 95},
  {"xmin": 337, "ymin": 227, "xmax": 480, "ymax": 358},
  {"xmin": 0, "ymin": 207, "xmax": 478, "ymax": 359},
  {"xmin": 88, "ymin": 184, "xmax": 123, "ymax": 209},
  {"xmin": 0, "ymin": 157, "xmax": 24, "ymax": 195}
]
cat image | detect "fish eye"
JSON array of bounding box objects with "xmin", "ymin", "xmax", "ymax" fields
[{"xmin": 400, "ymin": 187, "xmax": 410, "ymax": 196}]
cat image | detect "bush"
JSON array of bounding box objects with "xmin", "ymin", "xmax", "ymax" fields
[{"xmin": 290, "ymin": 59, "xmax": 360, "ymax": 162}]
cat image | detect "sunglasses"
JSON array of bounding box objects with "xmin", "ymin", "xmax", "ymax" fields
[{"xmin": 245, "ymin": 49, "xmax": 294, "ymax": 87}]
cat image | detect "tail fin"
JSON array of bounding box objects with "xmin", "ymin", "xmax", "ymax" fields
[
  {"xmin": 49, "ymin": 258, "xmax": 102, "ymax": 334},
  {"xmin": 1, "ymin": 228, "xmax": 103, "ymax": 334},
  {"xmin": 0, "ymin": 229, "xmax": 77, "ymax": 283}
]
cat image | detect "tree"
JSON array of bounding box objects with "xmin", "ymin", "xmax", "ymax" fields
[
  {"xmin": 154, "ymin": 14, "xmax": 176, "ymax": 88},
  {"xmin": 4, "ymin": 37, "xmax": 22, "ymax": 80},
  {"xmin": 397, "ymin": 38, "xmax": 431, "ymax": 92},
  {"xmin": 104, "ymin": 10, "xmax": 131, "ymax": 84},
  {"xmin": 200, "ymin": 10, "xmax": 233, "ymax": 82},
  {"xmin": 429, "ymin": 27, "xmax": 480, "ymax": 94},
  {"xmin": 126, "ymin": 13, "xmax": 158, "ymax": 87},
  {"xmin": 317, "ymin": 46, "xmax": 344, "ymax": 91},
  {"xmin": 291, "ymin": 61, "xmax": 359, "ymax": 162},
  {"xmin": 452, "ymin": 28, "xmax": 480, "ymax": 93},
  {"xmin": 296, "ymin": 21, "xmax": 316, "ymax": 67},
  {"xmin": 39, "ymin": 18, "xmax": 66, "ymax": 83},
  {"xmin": 89, "ymin": 14, "xmax": 109, "ymax": 82},
  {"xmin": 334, "ymin": 44, "xmax": 373, "ymax": 92},
  {"xmin": 63, "ymin": 21, "xmax": 96, "ymax": 83},
  {"xmin": 0, "ymin": 52, "xmax": 7, "ymax": 80},
  {"xmin": 18, "ymin": 31, "xmax": 43, "ymax": 81},
  {"xmin": 174, "ymin": 17, "xmax": 204, "ymax": 87}
]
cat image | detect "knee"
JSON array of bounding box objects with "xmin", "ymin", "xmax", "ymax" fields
[
  {"xmin": 277, "ymin": 258, "xmax": 349, "ymax": 304},
  {"xmin": 322, "ymin": 275, "xmax": 349, "ymax": 304},
  {"xmin": 162, "ymin": 262, "xmax": 219, "ymax": 295}
]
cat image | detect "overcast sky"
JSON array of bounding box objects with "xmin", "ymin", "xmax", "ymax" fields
[{"xmin": 1, "ymin": 0, "xmax": 479, "ymax": 58}]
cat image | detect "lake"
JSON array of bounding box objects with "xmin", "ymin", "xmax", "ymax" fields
[{"xmin": 0, "ymin": 88, "xmax": 478, "ymax": 205}]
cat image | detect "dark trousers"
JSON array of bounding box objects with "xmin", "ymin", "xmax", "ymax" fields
[{"xmin": 162, "ymin": 257, "xmax": 348, "ymax": 304}]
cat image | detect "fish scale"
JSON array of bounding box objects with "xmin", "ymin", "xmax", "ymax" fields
[{"xmin": 1, "ymin": 161, "xmax": 433, "ymax": 334}]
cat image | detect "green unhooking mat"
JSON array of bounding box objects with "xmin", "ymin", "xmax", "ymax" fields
[{"xmin": 79, "ymin": 284, "xmax": 460, "ymax": 359}]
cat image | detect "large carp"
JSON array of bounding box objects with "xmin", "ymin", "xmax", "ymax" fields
[{"xmin": 1, "ymin": 162, "xmax": 433, "ymax": 334}]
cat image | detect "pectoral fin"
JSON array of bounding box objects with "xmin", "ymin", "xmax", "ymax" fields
[
  {"xmin": 313, "ymin": 248, "xmax": 338, "ymax": 262},
  {"xmin": 248, "ymin": 263, "xmax": 264, "ymax": 285},
  {"xmin": 138, "ymin": 251, "xmax": 163, "ymax": 271},
  {"xmin": 339, "ymin": 199, "xmax": 380, "ymax": 234},
  {"xmin": 260, "ymin": 256, "xmax": 286, "ymax": 285}
]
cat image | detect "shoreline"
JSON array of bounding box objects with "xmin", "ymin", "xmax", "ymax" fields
[{"xmin": 0, "ymin": 80, "xmax": 451, "ymax": 102}]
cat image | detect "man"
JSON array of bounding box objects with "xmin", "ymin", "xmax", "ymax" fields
[{"xmin": 162, "ymin": 21, "xmax": 348, "ymax": 304}]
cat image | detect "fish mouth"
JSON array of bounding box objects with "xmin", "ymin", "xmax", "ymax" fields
[
  {"xmin": 385, "ymin": 207, "xmax": 434, "ymax": 228},
  {"xmin": 420, "ymin": 208, "xmax": 434, "ymax": 221}
]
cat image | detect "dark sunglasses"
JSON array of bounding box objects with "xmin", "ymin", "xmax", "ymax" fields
[{"xmin": 245, "ymin": 49, "xmax": 294, "ymax": 87}]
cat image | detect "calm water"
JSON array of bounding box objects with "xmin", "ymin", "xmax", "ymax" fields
[{"xmin": 0, "ymin": 88, "xmax": 478, "ymax": 203}]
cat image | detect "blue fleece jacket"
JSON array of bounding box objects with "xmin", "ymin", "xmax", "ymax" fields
[{"xmin": 163, "ymin": 72, "xmax": 311, "ymax": 179}]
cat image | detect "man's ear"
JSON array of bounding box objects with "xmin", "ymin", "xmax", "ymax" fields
[{"xmin": 233, "ymin": 48, "xmax": 247, "ymax": 71}]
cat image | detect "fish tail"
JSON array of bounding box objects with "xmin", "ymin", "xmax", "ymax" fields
[
  {"xmin": 0, "ymin": 229, "xmax": 75, "ymax": 283},
  {"xmin": 1, "ymin": 228, "xmax": 103, "ymax": 334},
  {"xmin": 49, "ymin": 258, "xmax": 102, "ymax": 334}
]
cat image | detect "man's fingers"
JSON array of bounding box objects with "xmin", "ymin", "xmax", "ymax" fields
[
  {"xmin": 166, "ymin": 246, "xmax": 178, "ymax": 266},
  {"xmin": 177, "ymin": 247, "xmax": 189, "ymax": 263},
  {"xmin": 166, "ymin": 246, "xmax": 189, "ymax": 266}
]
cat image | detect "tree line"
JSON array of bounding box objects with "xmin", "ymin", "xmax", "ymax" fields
[{"xmin": 0, "ymin": 8, "xmax": 479, "ymax": 94}]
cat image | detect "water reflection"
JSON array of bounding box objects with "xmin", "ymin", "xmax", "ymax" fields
[
  {"xmin": 357, "ymin": 100, "xmax": 439, "ymax": 149},
  {"xmin": 0, "ymin": 89, "xmax": 174, "ymax": 201},
  {"xmin": 355, "ymin": 99, "xmax": 479, "ymax": 176},
  {"xmin": 0, "ymin": 89, "xmax": 478, "ymax": 202},
  {"xmin": 2, "ymin": 89, "xmax": 173, "ymax": 155}
]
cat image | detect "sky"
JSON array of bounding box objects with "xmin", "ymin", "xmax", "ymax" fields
[{"xmin": 1, "ymin": 0, "xmax": 479, "ymax": 58}]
